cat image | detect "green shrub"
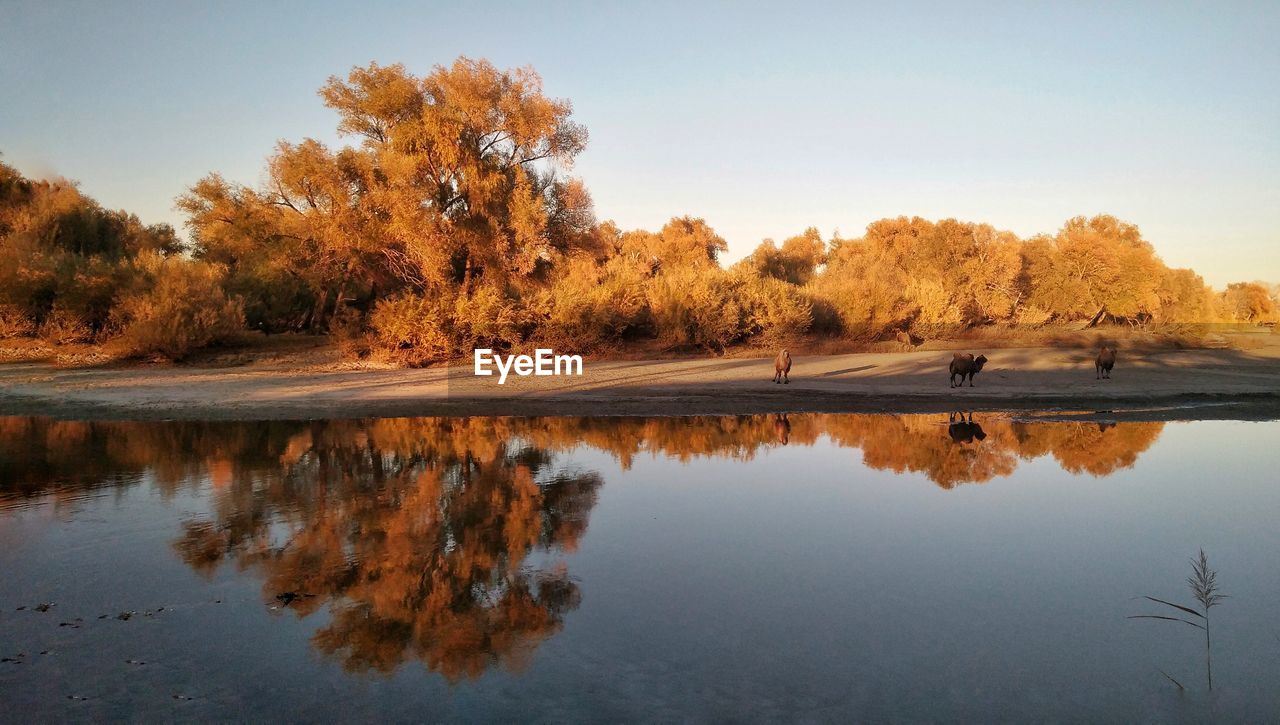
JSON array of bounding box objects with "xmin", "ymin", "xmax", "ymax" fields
[
  {"xmin": 51, "ymin": 255, "xmax": 129, "ymax": 332},
  {"xmin": 224, "ymin": 265, "xmax": 316, "ymax": 333},
  {"xmin": 330, "ymin": 307, "xmax": 371, "ymax": 359}
]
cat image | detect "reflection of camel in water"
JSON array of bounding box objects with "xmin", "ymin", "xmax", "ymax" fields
[
  {"xmin": 948, "ymin": 411, "xmax": 987, "ymax": 444},
  {"xmin": 773, "ymin": 413, "xmax": 791, "ymax": 445}
]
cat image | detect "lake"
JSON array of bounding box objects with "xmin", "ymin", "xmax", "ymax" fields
[{"xmin": 0, "ymin": 413, "xmax": 1277, "ymax": 721}]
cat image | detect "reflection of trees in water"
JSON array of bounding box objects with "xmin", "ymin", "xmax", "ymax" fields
[
  {"xmin": 816, "ymin": 415, "xmax": 1164, "ymax": 488},
  {"xmin": 0, "ymin": 413, "xmax": 1166, "ymax": 677},
  {"xmin": 1009, "ymin": 420, "xmax": 1164, "ymax": 476},
  {"xmin": 0, "ymin": 415, "xmax": 1172, "ymax": 504},
  {"xmin": 1, "ymin": 414, "xmax": 1168, "ymax": 500},
  {"xmin": 173, "ymin": 419, "xmax": 602, "ymax": 681},
  {"xmin": 0, "ymin": 417, "xmax": 301, "ymax": 502},
  {"xmin": 502, "ymin": 414, "xmax": 1165, "ymax": 488}
]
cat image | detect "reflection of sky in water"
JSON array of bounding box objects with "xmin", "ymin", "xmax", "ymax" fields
[{"xmin": 0, "ymin": 416, "xmax": 1276, "ymax": 720}]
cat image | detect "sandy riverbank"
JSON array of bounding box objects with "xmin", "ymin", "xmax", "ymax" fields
[{"xmin": 1, "ymin": 343, "xmax": 1278, "ymax": 422}]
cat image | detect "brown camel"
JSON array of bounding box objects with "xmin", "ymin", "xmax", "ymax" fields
[
  {"xmin": 1096, "ymin": 346, "xmax": 1116, "ymax": 379},
  {"xmin": 773, "ymin": 349, "xmax": 792, "ymax": 384},
  {"xmin": 949, "ymin": 353, "xmax": 988, "ymax": 388}
]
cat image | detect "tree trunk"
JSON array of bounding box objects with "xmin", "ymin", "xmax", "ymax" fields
[
  {"xmin": 333, "ymin": 273, "xmax": 350, "ymax": 323},
  {"xmin": 310, "ymin": 289, "xmax": 330, "ymax": 334},
  {"xmin": 1086, "ymin": 307, "xmax": 1108, "ymax": 328}
]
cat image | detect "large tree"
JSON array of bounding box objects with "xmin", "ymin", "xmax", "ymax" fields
[
  {"xmin": 1025, "ymin": 215, "xmax": 1165, "ymax": 322},
  {"xmin": 180, "ymin": 58, "xmax": 596, "ymax": 333},
  {"xmin": 1218, "ymin": 281, "xmax": 1276, "ymax": 322}
]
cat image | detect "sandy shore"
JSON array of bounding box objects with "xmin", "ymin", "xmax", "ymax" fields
[{"xmin": 1, "ymin": 343, "xmax": 1278, "ymax": 421}]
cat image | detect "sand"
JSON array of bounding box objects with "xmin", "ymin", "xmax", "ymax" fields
[{"xmin": 1, "ymin": 343, "xmax": 1278, "ymax": 421}]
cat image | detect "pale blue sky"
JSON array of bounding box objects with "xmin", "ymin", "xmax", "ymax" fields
[{"xmin": 2, "ymin": 0, "xmax": 1277, "ymax": 285}]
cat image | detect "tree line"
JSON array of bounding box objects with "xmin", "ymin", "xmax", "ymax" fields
[{"xmin": 2, "ymin": 57, "xmax": 1277, "ymax": 361}]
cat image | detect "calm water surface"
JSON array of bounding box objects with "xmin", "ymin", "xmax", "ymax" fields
[{"xmin": 0, "ymin": 414, "xmax": 1277, "ymax": 721}]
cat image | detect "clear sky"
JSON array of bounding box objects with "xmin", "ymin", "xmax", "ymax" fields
[{"xmin": 2, "ymin": 0, "xmax": 1277, "ymax": 286}]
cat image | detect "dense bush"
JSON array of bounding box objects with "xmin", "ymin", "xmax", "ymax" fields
[
  {"xmin": 537, "ymin": 256, "xmax": 650, "ymax": 352},
  {"xmin": 644, "ymin": 269, "xmax": 740, "ymax": 352},
  {"xmin": 116, "ymin": 259, "xmax": 244, "ymax": 360},
  {"xmin": 367, "ymin": 292, "xmax": 454, "ymax": 366},
  {"xmin": 450, "ymin": 285, "xmax": 536, "ymax": 353},
  {"xmin": 806, "ymin": 269, "xmax": 909, "ymax": 341},
  {"xmin": 1, "ymin": 160, "xmax": 194, "ymax": 352},
  {"xmin": 732, "ymin": 271, "xmax": 813, "ymax": 345}
]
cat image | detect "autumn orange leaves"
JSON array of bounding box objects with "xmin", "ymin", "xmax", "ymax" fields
[{"xmin": 3, "ymin": 57, "xmax": 1277, "ymax": 364}]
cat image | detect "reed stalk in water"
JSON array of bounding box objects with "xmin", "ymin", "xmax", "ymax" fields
[{"xmin": 1129, "ymin": 548, "xmax": 1227, "ymax": 691}]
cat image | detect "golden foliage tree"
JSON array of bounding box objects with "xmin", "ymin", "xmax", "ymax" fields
[
  {"xmin": 180, "ymin": 58, "xmax": 596, "ymax": 355},
  {"xmin": 740, "ymin": 227, "xmax": 826, "ymax": 286},
  {"xmin": 0, "ymin": 160, "xmax": 182, "ymax": 337},
  {"xmin": 1024, "ymin": 215, "xmax": 1164, "ymax": 321},
  {"xmin": 1217, "ymin": 281, "xmax": 1276, "ymax": 322}
]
